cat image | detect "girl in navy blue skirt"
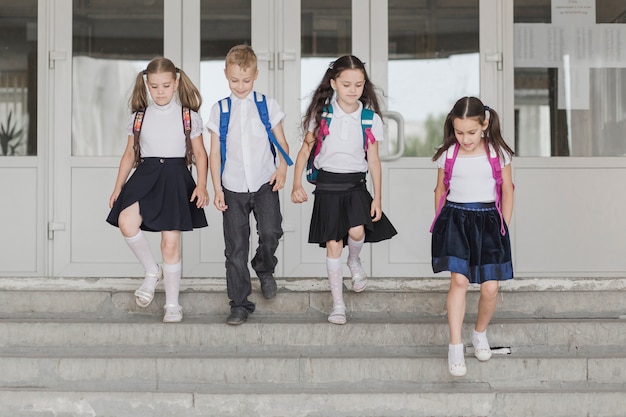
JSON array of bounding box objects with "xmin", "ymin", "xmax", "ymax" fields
[
  {"xmin": 291, "ymin": 55, "xmax": 397, "ymax": 325},
  {"xmin": 431, "ymin": 96, "xmax": 514, "ymax": 376},
  {"xmin": 107, "ymin": 57, "xmax": 209, "ymax": 323}
]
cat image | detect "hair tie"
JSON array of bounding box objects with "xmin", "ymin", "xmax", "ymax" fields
[
  {"xmin": 484, "ymin": 105, "xmax": 490, "ymax": 121},
  {"xmin": 175, "ymin": 67, "xmax": 180, "ymax": 73},
  {"xmin": 328, "ymin": 61, "xmax": 335, "ymax": 70},
  {"xmin": 142, "ymin": 70, "xmax": 147, "ymax": 76}
]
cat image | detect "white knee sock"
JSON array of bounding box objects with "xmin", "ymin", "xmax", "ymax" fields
[
  {"xmin": 125, "ymin": 231, "xmax": 159, "ymax": 275},
  {"xmin": 347, "ymin": 236, "xmax": 364, "ymax": 265},
  {"xmin": 326, "ymin": 257, "xmax": 344, "ymax": 308},
  {"xmin": 163, "ymin": 261, "xmax": 182, "ymax": 306}
]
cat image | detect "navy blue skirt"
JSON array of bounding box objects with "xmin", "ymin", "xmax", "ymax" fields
[
  {"xmin": 308, "ymin": 170, "xmax": 397, "ymax": 247},
  {"xmin": 431, "ymin": 201, "xmax": 513, "ymax": 284},
  {"xmin": 106, "ymin": 157, "xmax": 208, "ymax": 232}
]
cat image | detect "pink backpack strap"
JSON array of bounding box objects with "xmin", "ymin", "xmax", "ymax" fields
[
  {"xmin": 485, "ymin": 143, "xmax": 506, "ymax": 236},
  {"xmin": 430, "ymin": 143, "xmax": 459, "ymax": 233}
]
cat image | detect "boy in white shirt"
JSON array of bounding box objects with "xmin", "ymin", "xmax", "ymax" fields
[{"xmin": 206, "ymin": 44, "xmax": 290, "ymax": 325}]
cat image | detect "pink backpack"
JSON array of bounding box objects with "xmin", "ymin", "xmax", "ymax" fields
[{"xmin": 430, "ymin": 142, "xmax": 507, "ymax": 236}]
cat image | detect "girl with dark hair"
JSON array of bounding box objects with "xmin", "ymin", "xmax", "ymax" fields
[
  {"xmin": 291, "ymin": 55, "xmax": 397, "ymax": 325},
  {"xmin": 431, "ymin": 96, "xmax": 514, "ymax": 376}
]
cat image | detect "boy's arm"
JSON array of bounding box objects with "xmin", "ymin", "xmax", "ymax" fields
[
  {"xmin": 269, "ymin": 121, "xmax": 290, "ymax": 192},
  {"xmin": 209, "ymin": 130, "xmax": 227, "ymax": 211}
]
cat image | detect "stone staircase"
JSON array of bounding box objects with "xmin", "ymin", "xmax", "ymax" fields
[{"xmin": 1, "ymin": 276, "xmax": 625, "ymax": 417}]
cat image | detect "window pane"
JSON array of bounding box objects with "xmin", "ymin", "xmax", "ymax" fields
[
  {"xmin": 0, "ymin": 0, "xmax": 37, "ymax": 156},
  {"xmin": 514, "ymin": 0, "xmax": 626, "ymax": 156},
  {"xmin": 199, "ymin": 0, "xmax": 251, "ymax": 124},
  {"xmin": 387, "ymin": 0, "xmax": 479, "ymax": 157},
  {"xmin": 72, "ymin": 0, "xmax": 164, "ymax": 156},
  {"xmin": 301, "ymin": 0, "xmax": 352, "ymax": 114}
]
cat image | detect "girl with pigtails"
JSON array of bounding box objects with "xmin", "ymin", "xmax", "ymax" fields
[
  {"xmin": 431, "ymin": 96, "xmax": 515, "ymax": 377},
  {"xmin": 107, "ymin": 57, "xmax": 209, "ymax": 323}
]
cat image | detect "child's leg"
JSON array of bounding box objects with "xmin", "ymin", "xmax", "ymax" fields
[
  {"xmin": 161, "ymin": 231, "xmax": 182, "ymax": 323},
  {"xmin": 326, "ymin": 241, "xmax": 346, "ymax": 325},
  {"xmin": 472, "ymin": 280, "xmax": 499, "ymax": 361},
  {"xmin": 346, "ymin": 226, "xmax": 367, "ymax": 292},
  {"xmin": 250, "ymin": 183, "xmax": 282, "ymax": 299},
  {"xmin": 447, "ymin": 272, "xmax": 469, "ymax": 345},
  {"xmin": 119, "ymin": 203, "xmax": 159, "ymax": 275},
  {"xmin": 447, "ymin": 272, "xmax": 469, "ymax": 376}
]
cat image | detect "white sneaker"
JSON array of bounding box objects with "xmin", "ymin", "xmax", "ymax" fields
[
  {"xmin": 327, "ymin": 305, "xmax": 346, "ymax": 325},
  {"xmin": 163, "ymin": 304, "xmax": 183, "ymax": 323},
  {"xmin": 448, "ymin": 344, "xmax": 467, "ymax": 377},
  {"xmin": 347, "ymin": 259, "xmax": 368, "ymax": 292}
]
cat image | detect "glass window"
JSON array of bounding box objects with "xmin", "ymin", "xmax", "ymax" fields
[
  {"xmin": 387, "ymin": 0, "xmax": 479, "ymax": 157},
  {"xmin": 301, "ymin": 0, "xmax": 352, "ymax": 114},
  {"xmin": 514, "ymin": 1, "xmax": 626, "ymax": 156},
  {"xmin": 72, "ymin": 0, "xmax": 164, "ymax": 156},
  {"xmin": 0, "ymin": 0, "xmax": 37, "ymax": 156},
  {"xmin": 199, "ymin": 0, "xmax": 251, "ymax": 124}
]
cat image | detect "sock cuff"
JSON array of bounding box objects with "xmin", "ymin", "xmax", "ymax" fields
[
  {"xmin": 326, "ymin": 257, "xmax": 342, "ymax": 269},
  {"xmin": 348, "ymin": 236, "xmax": 365, "ymax": 244},
  {"xmin": 162, "ymin": 261, "xmax": 182, "ymax": 273},
  {"xmin": 124, "ymin": 230, "xmax": 143, "ymax": 242}
]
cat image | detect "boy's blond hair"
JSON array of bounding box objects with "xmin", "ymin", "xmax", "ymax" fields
[{"xmin": 225, "ymin": 44, "xmax": 257, "ymax": 71}]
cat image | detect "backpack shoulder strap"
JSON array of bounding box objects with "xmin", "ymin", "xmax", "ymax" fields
[
  {"xmin": 182, "ymin": 107, "xmax": 193, "ymax": 167},
  {"xmin": 360, "ymin": 108, "xmax": 375, "ymax": 157},
  {"xmin": 314, "ymin": 104, "xmax": 333, "ymax": 158},
  {"xmin": 430, "ymin": 143, "xmax": 459, "ymax": 233},
  {"xmin": 218, "ymin": 97, "xmax": 231, "ymax": 175},
  {"xmin": 132, "ymin": 110, "xmax": 145, "ymax": 167},
  {"xmin": 485, "ymin": 142, "xmax": 507, "ymax": 236},
  {"xmin": 253, "ymin": 92, "xmax": 293, "ymax": 166}
]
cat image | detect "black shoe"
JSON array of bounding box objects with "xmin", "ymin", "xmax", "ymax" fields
[
  {"xmin": 225, "ymin": 308, "xmax": 248, "ymax": 325},
  {"xmin": 259, "ymin": 275, "xmax": 277, "ymax": 300}
]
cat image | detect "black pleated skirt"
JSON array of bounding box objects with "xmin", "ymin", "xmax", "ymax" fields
[
  {"xmin": 431, "ymin": 201, "xmax": 513, "ymax": 284},
  {"xmin": 106, "ymin": 157, "xmax": 208, "ymax": 232},
  {"xmin": 308, "ymin": 170, "xmax": 397, "ymax": 247}
]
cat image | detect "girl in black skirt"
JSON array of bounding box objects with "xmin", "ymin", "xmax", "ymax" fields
[
  {"xmin": 291, "ymin": 55, "xmax": 397, "ymax": 325},
  {"xmin": 431, "ymin": 96, "xmax": 514, "ymax": 376},
  {"xmin": 107, "ymin": 57, "xmax": 209, "ymax": 323}
]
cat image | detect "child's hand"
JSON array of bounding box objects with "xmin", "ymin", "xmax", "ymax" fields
[
  {"xmin": 270, "ymin": 168, "xmax": 287, "ymax": 192},
  {"xmin": 213, "ymin": 191, "xmax": 227, "ymax": 212},
  {"xmin": 291, "ymin": 186, "xmax": 308, "ymax": 204},
  {"xmin": 370, "ymin": 199, "xmax": 382, "ymax": 222},
  {"xmin": 109, "ymin": 190, "xmax": 121, "ymax": 209},
  {"xmin": 191, "ymin": 186, "xmax": 209, "ymax": 209}
]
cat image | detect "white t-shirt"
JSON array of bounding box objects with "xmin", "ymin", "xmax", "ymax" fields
[
  {"xmin": 206, "ymin": 91, "xmax": 286, "ymax": 193},
  {"xmin": 307, "ymin": 100, "xmax": 384, "ymax": 174},
  {"xmin": 127, "ymin": 101, "xmax": 203, "ymax": 158},
  {"xmin": 435, "ymin": 145, "xmax": 512, "ymax": 203}
]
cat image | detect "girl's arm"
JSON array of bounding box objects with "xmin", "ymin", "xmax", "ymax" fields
[
  {"xmin": 190, "ymin": 134, "xmax": 209, "ymax": 208},
  {"xmin": 366, "ymin": 141, "xmax": 383, "ymax": 222},
  {"xmin": 209, "ymin": 130, "xmax": 227, "ymax": 212},
  {"xmin": 291, "ymin": 131, "xmax": 315, "ymax": 204},
  {"xmin": 109, "ymin": 135, "xmax": 136, "ymax": 208},
  {"xmin": 270, "ymin": 122, "xmax": 290, "ymax": 192},
  {"xmin": 433, "ymin": 168, "xmax": 446, "ymax": 213},
  {"xmin": 501, "ymin": 163, "xmax": 514, "ymax": 225}
]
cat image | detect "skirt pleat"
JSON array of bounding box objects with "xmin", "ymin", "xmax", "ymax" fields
[
  {"xmin": 106, "ymin": 157, "xmax": 208, "ymax": 232},
  {"xmin": 308, "ymin": 170, "xmax": 397, "ymax": 247},
  {"xmin": 431, "ymin": 201, "xmax": 512, "ymax": 283}
]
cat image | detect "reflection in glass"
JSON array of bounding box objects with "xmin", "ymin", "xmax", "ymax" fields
[
  {"xmin": 199, "ymin": 0, "xmax": 251, "ymax": 124},
  {"xmin": 72, "ymin": 0, "xmax": 163, "ymax": 156},
  {"xmin": 0, "ymin": 0, "xmax": 37, "ymax": 156},
  {"xmin": 387, "ymin": 1, "xmax": 479, "ymax": 157},
  {"xmin": 514, "ymin": 0, "xmax": 626, "ymax": 156},
  {"xmin": 301, "ymin": 0, "xmax": 352, "ymax": 114}
]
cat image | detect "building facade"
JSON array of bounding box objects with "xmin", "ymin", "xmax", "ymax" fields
[{"xmin": 1, "ymin": 0, "xmax": 625, "ymax": 279}]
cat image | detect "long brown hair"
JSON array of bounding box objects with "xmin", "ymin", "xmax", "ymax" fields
[
  {"xmin": 432, "ymin": 96, "xmax": 514, "ymax": 162},
  {"xmin": 302, "ymin": 55, "xmax": 382, "ymax": 137}
]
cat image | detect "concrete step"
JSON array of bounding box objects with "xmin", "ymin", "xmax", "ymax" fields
[
  {"xmin": 1, "ymin": 276, "xmax": 626, "ymax": 319},
  {"xmin": 3, "ymin": 390, "xmax": 626, "ymax": 417}
]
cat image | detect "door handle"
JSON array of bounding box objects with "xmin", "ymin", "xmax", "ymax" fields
[{"xmin": 380, "ymin": 111, "xmax": 405, "ymax": 161}]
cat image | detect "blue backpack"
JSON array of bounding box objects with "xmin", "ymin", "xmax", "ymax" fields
[
  {"xmin": 218, "ymin": 91, "xmax": 293, "ymax": 175},
  {"xmin": 305, "ymin": 104, "xmax": 376, "ymax": 184}
]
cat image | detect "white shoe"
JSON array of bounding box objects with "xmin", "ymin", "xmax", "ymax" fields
[
  {"xmin": 448, "ymin": 344, "xmax": 466, "ymax": 377},
  {"xmin": 327, "ymin": 305, "xmax": 346, "ymax": 325},
  {"xmin": 134, "ymin": 265, "xmax": 163, "ymax": 308},
  {"xmin": 347, "ymin": 259, "xmax": 368, "ymax": 292},
  {"xmin": 472, "ymin": 330, "xmax": 492, "ymax": 361},
  {"xmin": 163, "ymin": 304, "xmax": 183, "ymax": 323}
]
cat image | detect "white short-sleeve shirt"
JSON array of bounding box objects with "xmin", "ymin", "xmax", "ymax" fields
[
  {"xmin": 435, "ymin": 145, "xmax": 511, "ymax": 203},
  {"xmin": 206, "ymin": 91, "xmax": 286, "ymax": 193},
  {"xmin": 127, "ymin": 101, "xmax": 203, "ymax": 158},
  {"xmin": 308, "ymin": 100, "xmax": 384, "ymax": 174}
]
